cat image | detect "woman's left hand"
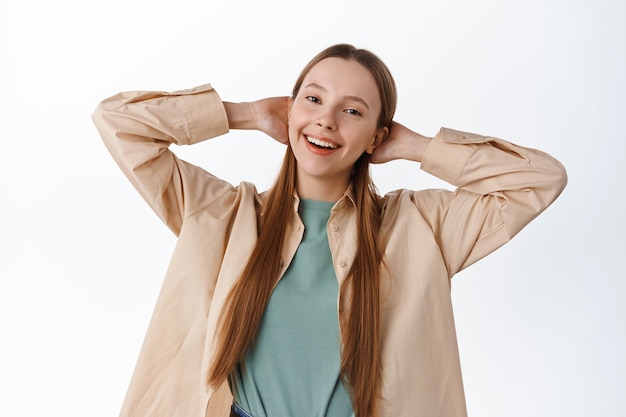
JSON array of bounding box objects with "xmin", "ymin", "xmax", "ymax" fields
[{"xmin": 370, "ymin": 122, "xmax": 432, "ymax": 164}]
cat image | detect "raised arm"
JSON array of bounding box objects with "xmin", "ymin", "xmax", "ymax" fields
[
  {"xmin": 93, "ymin": 84, "xmax": 292, "ymax": 236},
  {"xmin": 377, "ymin": 123, "xmax": 568, "ymax": 276},
  {"xmin": 92, "ymin": 84, "xmax": 232, "ymax": 235}
]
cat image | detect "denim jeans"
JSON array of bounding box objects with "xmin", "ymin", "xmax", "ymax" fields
[{"xmin": 231, "ymin": 402, "xmax": 254, "ymax": 417}]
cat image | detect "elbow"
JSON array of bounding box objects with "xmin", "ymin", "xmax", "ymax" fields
[
  {"xmin": 92, "ymin": 93, "xmax": 128, "ymax": 140},
  {"xmin": 551, "ymin": 159, "xmax": 568, "ymax": 199},
  {"xmin": 559, "ymin": 163, "xmax": 568, "ymax": 190},
  {"xmin": 92, "ymin": 100, "xmax": 111, "ymax": 139},
  {"xmin": 92, "ymin": 97, "xmax": 118, "ymax": 127},
  {"xmin": 92, "ymin": 98, "xmax": 127, "ymax": 148},
  {"xmin": 534, "ymin": 151, "xmax": 568, "ymax": 204}
]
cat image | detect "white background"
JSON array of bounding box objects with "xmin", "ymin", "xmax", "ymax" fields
[{"xmin": 1, "ymin": 0, "xmax": 624, "ymax": 416}]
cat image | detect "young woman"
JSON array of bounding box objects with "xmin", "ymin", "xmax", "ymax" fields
[{"xmin": 93, "ymin": 44, "xmax": 567, "ymax": 417}]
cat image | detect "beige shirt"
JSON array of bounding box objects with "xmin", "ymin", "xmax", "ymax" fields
[{"xmin": 93, "ymin": 84, "xmax": 567, "ymax": 417}]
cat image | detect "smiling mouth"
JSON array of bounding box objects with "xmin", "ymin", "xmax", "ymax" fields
[{"xmin": 306, "ymin": 136, "xmax": 338, "ymax": 149}]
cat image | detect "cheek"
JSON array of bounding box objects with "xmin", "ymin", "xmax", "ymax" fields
[
  {"xmin": 288, "ymin": 109, "xmax": 307, "ymax": 139},
  {"xmin": 287, "ymin": 124, "xmax": 300, "ymax": 149},
  {"xmin": 289, "ymin": 105, "xmax": 307, "ymax": 126},
  {"xmin": 352, "ymin": 127, "xmax": 377, "ymax": 148}
]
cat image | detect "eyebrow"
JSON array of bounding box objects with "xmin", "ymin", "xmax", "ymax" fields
[{"xmin": 304, "ymin": 82, "xmax": 370, "ymax": 110}]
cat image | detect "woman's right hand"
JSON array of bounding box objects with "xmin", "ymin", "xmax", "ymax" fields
[
  {"xmin": 224, "ymin": 97, "xmax": 290, "ymax": 144},
  {"xmin": 251, "ymin": 97, "xmax": 290, "ymax": 144}
]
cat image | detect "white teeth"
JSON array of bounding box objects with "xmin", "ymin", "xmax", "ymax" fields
[{"xmin": 306, "ymin": 136, "xmax": 337, "ymax": 149}]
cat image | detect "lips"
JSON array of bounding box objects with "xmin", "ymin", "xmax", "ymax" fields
[{"xmin": 305, "ymin": 135, "xmax": 339, "ymax": 151}]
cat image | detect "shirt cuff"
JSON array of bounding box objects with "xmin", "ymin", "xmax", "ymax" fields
[
  {"xmin": 420, "ymin": 127, "xmax": 487, "ymax": 186},
  {"xmin": 166, "ymin": 84, "xmax": 230, "ymax": 145}
]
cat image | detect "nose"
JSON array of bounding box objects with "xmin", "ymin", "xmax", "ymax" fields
[{"xmin": 316, "ymin": 111, "xmax": 336, "ymax": 130}]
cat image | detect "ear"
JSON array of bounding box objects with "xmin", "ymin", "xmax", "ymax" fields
[
  {"xmin": 365, "ymin": 126, "xmax": 389, "ymax": 154},
  {"xmin": 287, "ymin": 97, "xmax": 294, "ymax": 120}
]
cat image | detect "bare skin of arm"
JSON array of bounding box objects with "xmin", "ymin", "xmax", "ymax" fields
[
  {"xmin": 370, "ymin": 121, "xmax": 432, "ymax": 164},
  {"xmin": 224, "ymin": 99, "xmax": 289, "ymax": 144}
]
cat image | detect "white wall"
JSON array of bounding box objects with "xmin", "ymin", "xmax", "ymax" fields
[{"xmin": 1, "ymin": 0, "xmax": 624, "ymax": 416}]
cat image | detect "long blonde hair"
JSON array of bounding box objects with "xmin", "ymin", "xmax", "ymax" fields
[{"xmin": 208, "ymin": 44, "xmax": 397, "ymax": 417}]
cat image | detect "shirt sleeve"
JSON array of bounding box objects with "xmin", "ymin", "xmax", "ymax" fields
[
  {"xmin": 416, "ymin": 127, "xmax": 568, "ymax": 276},
  {"xmin": 92, "ymin": 84, "xmax": 231, "ymax": 235}
]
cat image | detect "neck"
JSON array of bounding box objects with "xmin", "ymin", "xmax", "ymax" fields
[{"xmin": 296, "ymin": 175, "xmax": 349, "ymax": 202}]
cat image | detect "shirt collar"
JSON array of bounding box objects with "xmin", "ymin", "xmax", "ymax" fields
[{"xmin": 291, "ymin": 184, "xmax": 357, "ymax": 212}]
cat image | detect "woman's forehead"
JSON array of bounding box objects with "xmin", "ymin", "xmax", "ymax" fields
[{"xmin": 302, "ymin": 58, "xmax": 381, "ymax": 106}]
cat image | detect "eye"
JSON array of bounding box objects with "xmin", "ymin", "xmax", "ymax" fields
[
  {"xmin": 305, "ymin": 96, "xmax": 320, "ymax": 103},
  {"xmin": 345, "ymin": 108, "xmax": 362, "ymax": 116}
]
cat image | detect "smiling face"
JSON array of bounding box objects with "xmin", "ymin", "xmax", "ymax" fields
[{"xmin": 288, "ymin": 57, "xmax": 388, "ymax": 201}]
